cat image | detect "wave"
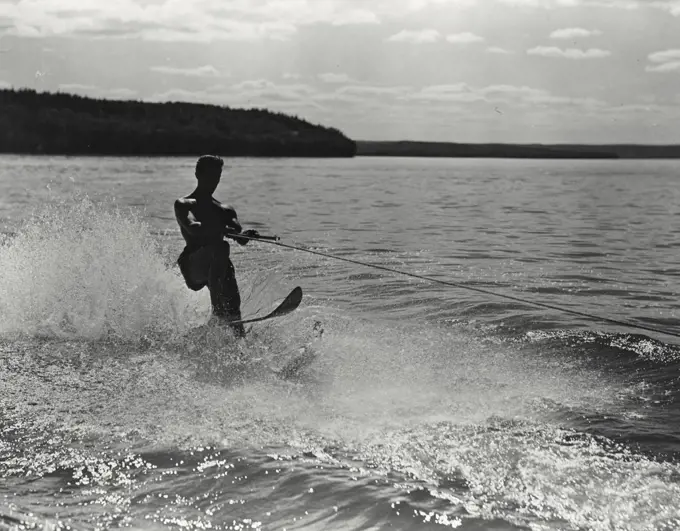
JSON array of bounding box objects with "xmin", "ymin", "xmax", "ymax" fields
[
  {"xmin": 3, "ymin": 198, "xmax": 680, "ymax": 529},
  {"xmin": 0, "ymin": 197, "xmax": 208, "ymax": 341}
]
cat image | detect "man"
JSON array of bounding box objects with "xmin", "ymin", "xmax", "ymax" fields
[{"xmin": 174, "ymin": 155, "xmax": 259, "ymax": 337}]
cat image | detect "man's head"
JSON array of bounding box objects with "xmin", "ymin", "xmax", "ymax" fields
[{"xmin": 195, "ymin": 155, "xmax": 224, "ymax": 194}]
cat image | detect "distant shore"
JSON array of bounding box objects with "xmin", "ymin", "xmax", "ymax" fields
[
  {"xmin": 356, "ymin": 140, "xmax": 680, "ymax": 159},
  {"xmin": 4, "ymin": 88, "xmax": 680, "ymax": 160},
  {"xmin": 0, "ymin": 89, "xmax": 356, "ymax": 158}
]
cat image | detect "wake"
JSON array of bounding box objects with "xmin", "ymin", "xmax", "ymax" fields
[{"xmin": 0, "ymin": 198, "xmax": 210, "ymax": 341}]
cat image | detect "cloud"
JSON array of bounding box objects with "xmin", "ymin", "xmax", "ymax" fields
[
  {"xmin": 498, "ymin": 0, "xmax": 643, "ymax": 9},
  {"xmin": 494, "ymin": 0, "xmax": 680, "ymax": 17},
  {"xmin": 105, "ymin": 88, "xmax": 139, "ymax": 99},
  {"xmin": 318, "ymin": 73, "xmax": 354, "ymax": 84},
  {"xmin": 329, "ymin": 8, "xmax": 380, "ymax": 25},
  {"xmin": 601, "ymin": 103, "xmax": 669, "ymax": 114},
  {"xmin": 523, "ymin": 93, "xmax": 605, "ymax": 107},
  {"xmin": 269, "ymin": 84, "xmax": 410, "ymax": 111},
  {"xmin": 400, "ymin": 83, "xmax": 607, "ymax": 108},
  {"xmin": 150, "ymin": 79, "xmax": 411, "ymax": 116},
  {"xmin": 151, "ymin": 65, "xmax": 224, "ymax": 77},
  {"xmin": 402, "ymin": 83, "xmax": 481, "ymax": 103},
  {"xmin": 4, "ymin": 12, "xmax": 299, "ymax": 42},
  {"xmin": 654, "ymin": 1, "xmax": 680, "ymax": 16},
  {"xmin": 227, "ymin": 79, "xmax": 316, "ymax": 103},
  {"xmin": 139, "ymin": 78, "xmax": 619, "ymax": 142},
  {"xmin": 645, "ymin": 49, "xmax": 680, "ymax": 73},
  {"xmin": 58, "ymin": 83, "xmax": 96, "ymax": 92},
  {"xmin": 1, "ymin": 0, "xmax": 676, "ymax": 45},
  {"xmin": 648, "ymin": 49, "xmax": 680, "ymax": 63},
  {"xmin": 149, "ymin": 80, "xmax": 326, "ymax": 114},
  {"xmin": 646, "ymin": 61, "xmax": 680, "ymax": 72},
  {"xmin": 0, "ymin": 0, "xmax": 378, "ymax": 42},
  {"xmin": 0, "ymin": 80, "xmax": 12, "ymax": 89},
  {"xmin": 312, "ymin": 92, "xmax": 371, "ymax": 106},
  {"xmin": 497, "ymin": 0, "xmax": 568, "ymax": 5},
  {"xmin": 480, "ymin": 84, "xmax": 545, "ymax": 96},
  {"xmin": 149, "ymin": 88, "xmax": 221, "ymax": 104},
  {"xmin": 482, "ymin": 0, "xmax": 680, "ymax": 16},
  {"xmin": 527, "ymin": 46, "xmax": 611, "ymax": 58},
  {"xmin": 478, "ymin": 85, "xmax": 605, "ymax": 107},
  {"xmin": 337, "ymin": 85, "xmax": 411, "ymax": 95},
  {"xmin": 487, "ymin": 46, "xmax": 514, "ymax": 54},
  {"xmin": 404, "ymin": 0, "xmax": 478, "ymax": 9},
  {"xmin": 129, "ymin": 20, "xmax": 298, "ymax": 42},
  {"xmin": 630, "ymin": 0, "xmax": 680, "ymax": 15},
  {"xmin": 550, "ymin": 27, "xmax": 602, "ymax": 39},
  {"xmin": 312, "ymin": 84, "xmax": 415, "ymax": 110},
  {"xmin": 387, "ymin": 29, "xmax": 440, "ymax": 43},
  {"xmin": 57, "ymin": 84, "xmax": 138, "ymax": 100},
  {"xmin": 446, "ymin": 32, "xmax": 484, "ymax": 44},
  {"xmin": 2, "ymin": 0, "xmax": 679, "ymax": 42}
]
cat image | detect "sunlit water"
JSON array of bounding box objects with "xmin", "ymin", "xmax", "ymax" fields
[{"xmin": 1, "ymin": 155, "xmax": 680, "ymax": 530}]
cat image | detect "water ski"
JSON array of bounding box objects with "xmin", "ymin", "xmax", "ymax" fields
[{"xmin": 229, "ymin": 286, "xmax": 302, "ymax": 326}]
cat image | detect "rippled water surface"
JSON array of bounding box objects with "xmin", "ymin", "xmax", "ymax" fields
[{"xmin": 1, "ymin": 155, "xmax": 680, "ymax": 530}]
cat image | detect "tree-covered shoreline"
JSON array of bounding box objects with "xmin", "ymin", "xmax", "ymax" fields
[
  {"xmin": 6, "ymin": 88, "xmax": 678, "ymax": 160},
  {"xmin": 0, "ymin": 89, "xmax": 356, "ymax": 158},
  {"xmin": 356, "ymin": 140, "xmax": 680, "ymax": 159}
]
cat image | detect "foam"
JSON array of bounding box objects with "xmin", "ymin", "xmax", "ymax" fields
[
  {"xmin": 0, "ymin": 198, "xmax": 206, "ymax": 340},
  {"xmin": 3, "ymin": 198, "xmax": 678, "ymax": 529}
]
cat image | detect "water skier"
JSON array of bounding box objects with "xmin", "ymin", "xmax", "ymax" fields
[{"xmin": 174, "ymin": 155, "xmax": 259, "ymax": 338}]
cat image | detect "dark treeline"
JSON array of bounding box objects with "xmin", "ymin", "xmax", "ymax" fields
[
  {"xmin": 0, "ymin": 89, "xmax": 356, "ymax": 157},
  {"xmin": 357, "ymin": 140, "xmax": 680, "ymax": 159}
]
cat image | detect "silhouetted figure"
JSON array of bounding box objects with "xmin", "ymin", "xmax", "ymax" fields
[{"xmin": 174, "ymin": 155, "xmax": 259, "ymax": 337}]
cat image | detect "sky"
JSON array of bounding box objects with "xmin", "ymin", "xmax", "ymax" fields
[{"xmin": 1, "ymin": 0, "xmax": 680, "ymax": 143}]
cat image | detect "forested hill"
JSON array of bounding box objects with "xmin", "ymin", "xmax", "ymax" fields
[{"xmin": 0, "ymin": 89, "xmax": 356, "ymax": 157}]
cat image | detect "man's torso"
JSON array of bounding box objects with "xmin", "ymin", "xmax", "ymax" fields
[{"xmin": 178, "ymin": 196, "xmax": 237, "ymax": 251}]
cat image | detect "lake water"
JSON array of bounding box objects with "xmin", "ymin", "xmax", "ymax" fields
[{"xmin": 1, "ymin": 155, "xmax": 680, "ymax": 530}]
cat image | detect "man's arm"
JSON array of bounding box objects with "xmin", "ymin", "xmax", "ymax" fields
[
  {"xmin": 222, "ymin": 206, "xmax": 259, "ymax": 246},
  {"xmin": 174, "ymin": 198, "xmax": 203, "ymax": 237},
  {"xmin": 222, "ymin": 205, "xmax": 247, "ymax": 245},
  {"xmin": 222, "ymin": 205, "xmax": 243, "ymax": 235}
]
